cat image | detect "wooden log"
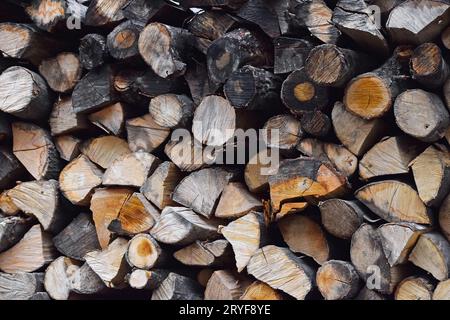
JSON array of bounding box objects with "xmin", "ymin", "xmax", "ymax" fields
[
  {"xmin": 263, "ymin": 114, "xmax": 303, "ymax": 154},
  {"xmin": 378, "ymin": 222, "xmax": 428, "ymax": 267},
  {"xmin": 433, "ymin": 279, "xmax": 450, "ymax": 300},
  {"xmin": 281, "ymin": 68, "xmax": 329, "ymax": 115},
  {"xmin": 273, "ymin": 37, "xmax": 313, "ymax": 75},
  {"xmin": 299, "ymin": 111, "xmax": 331, "ymax": 138},
  {"xmin": 331, "ymin": 101, "xmax": 386, "ymax": 156},
  {"xmin": 240, "ymin": 281, "xmax": 284, "ymax": 300},
  {"xmin": 165, "ymin": 135, "xmax": 214, "ymax": 172},
  {"xmin": 235, "ymin": 0, "xmax": 283, "ymax": 38},
  {"xmin": 220, "ymin": 211, "xmax": 267, "ymax": 272},
  {"xmin": 24, "ymin": 0, "xmax": 68, "ymax": 32},
  {"xmin": 180, "ymin": 0, "xmax": 246, "ymax": 9},
  {"xmin": 0, "ymin": 191, "xmax": 20, "ymax": 216},
  {"xmin": 0, "ymin": 224, "xmax": 55, "ymax": 273},
  {"xmin": 316, "ymin": 260, "xmax": 360, "ymax": 300},
  {"xmin": 141, "ymin": 161, "xmax": 182, "ymax": 210},
  {"xmin": 355, "ymin": 287, "xmax": 386, "ymax": 300},
  {"xmin": 127, "ymin": 269, "xmax": 169, "ymax": 290},
  {"xmin": 442, "ymin": 26, "xmax": 450, "ymax": 50},
  {"xmin": 356, "ymin": 180, "xmax": 431, "ymax": 224},
  {"xmin": 44, "ymin": 256, "xmax": 81, "ymax": 300},
  {"xmin": 394, "ymin": 89, "xmax": 450, "ymax": 142},
  {"xmin": 344, "ymin": 46, "xmax": 414, "ymax": 119},
  {"xmin": 84, "ymin": 0, "xmax": 129, "ymax": 26},
  {"xmin": 126, "ymin": 234, "xmax": 166, "ymax": 270},
  {"xmin": 126, "ymin": 114, "xmax": 170, "ymax": 153},
  {"xmin": 88, "ymin": 102, "xmax": 126, "ymax": 136},
  {"xmin": 150, "ymin": 206, "xmax": 220, "ymax": 246},
  {"xmin": 215, "ymin": 182, "xmax": 262, "ymax": 219},
  {"xmin": 278, "ymin": 214, "xmax": 332, "ymax": 265},
  {"xmin": 79, "ymin": 34, "xmax": 108, "ymax": 70},
  {"xmin": 410, "ymin": 42, "xmax": 449, "ymax": 89},
  {"xmin": 244, "ymin": 149, "xmax": 278, "ymax": 194},
  {"xmin": 207, "ymin": 28, "xmax": 269, "ymax": 85},
  {"xmin": 0, "ymin": 272, "xmax": 45, "ymax": 300},
  {"xmin": 0, "ymin": 148, "xmax": 24, "ymax": 190},
  {"xmin": 359, "ymin": 136, "xmax": 425, "ymax": 180},
  {"xmin": 107, "ymin": 20, "xmax": 143, "ymax": 61},
  {"xmin": 9, "ymin": 180, "xmax": 69, "ymax": 233},
  {"xmin": 174, "ymin": 239, "xmax": 232, "ymax": 267},
  {"xmin": 70, "ymin": 263, "xmax": 106, "ymax": 295},
  {"xmin": 224, "ymin": 66, "xmax": 281, "ymax": 111},
  {"xmin": 247, "ymin": 245, "xmax": 316, "ymax": 300},
  {"xmin": 53, "ymin": 213, "xmax": 101, "ymax": 261},
  {"xmin": 386, "ymin": 0, "xmax": 450, "ymax": 45},
  {"xmin": 84, "ymin": 237, "xmax": 130, "ymax": 288},
  {"xmin": 39, "ymin": 52, "xmax": 82, "ymax": 93},
  {"xmin": 205, "ymin": 270, "xmax": 249, "ymax": 300},
  {"xmin": 0, "ymin": 66, "xmax": 51, "ymax": 121},
  {"xmin": 0, "ymin": 215, "xmax": 33, "ymax": 253},
  {"xmin": 269, "ymin": 157, "xmax": 349, "ymax": 212},
  {"xmin": 440, "ymin": 194, "xmax": 450, "ymax": 242},
  {"xmin": 49, "ymin": 97, "xmax": 89, "ymax": 137},
  {"xmin": 298, "ymin": 138, "xmax": 358, "ymax": 177},
  {"xmin": 184, "ymin": 60, "xmax": 217, "ymax": 105},
  {"xmin": 80, "ymin": 136, "xmax": 131, "ymax": 169},
  {"xmin": 149, "ymin": 94, "xmax": 194, "ymax": 129},
  {"xmin": 187, "ymin": 10, "xmax": 235, "ymax": 41},
  {"xmin": 55, "ymin": 135, "xmax": 81, "ymax": 162},
  {"xmin": 72, "ymin": 65, "xmax": 118, "ymax": 114},
  {"xmin": 395, "ymin": 276, "xmax": 434, "ymax": 300},
  {"xmin": 172, "ymin": 167, "xmax": 236, "ymax": 218},
  {"xmin": 151, "ymin": 272, "xmax": 203, "ymax": 300},
  {"xmin": 409, "ymin": 232, "xmax": 450, "ymax": 281}
]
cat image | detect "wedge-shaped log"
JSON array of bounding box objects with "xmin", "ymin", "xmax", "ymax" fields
[
  {"xmin": 49, "ymin": 97, "xmax": 89, "ymax": 136},
  {"xmin": 151, "ymin": 272, "xmax": 203, "ymax": 300},
  {"xmin": 215, "ymin": 182, "xmax": 262, "ymax": 219},
  {"xmin": 80, "ymin": 136, "xmax": 131, "ymax": 169},
  {"xmin": 126, "ymin": 114, "xmax": 170, "ymax": 153},
  {"xmin": 0, "ymin": 272, "xmax": 44, "ymax": 300},
  {"xmin": 205, "ymin": 270, "xmax": 250, "ymax": 300},
  {"xmin": 395, "ymin": 276, "xmax": 434, "ymax": 300},
  {"xmin": 39, "ymin": 52, "xmax": 82, "ymax": 93},
  {"xmin": 0, "ymin": 215, "xmax": 33, "ymax": 253},
  {"xmin": 174, "ymin": 239, "xmax": 232, "ymax": 267}
]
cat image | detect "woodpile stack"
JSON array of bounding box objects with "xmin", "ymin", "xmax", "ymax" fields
[{"xmin": 1, "ymin": 0, "xmax": 450, "ymax": 301}]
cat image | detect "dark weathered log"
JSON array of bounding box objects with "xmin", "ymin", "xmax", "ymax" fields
[
  {"xmin": 235, "ymin": 0, "xmax": 282, "ymax": 38},
  {"xmin": 187, "ymin": 10, "xmax": 235, "ymax": 41},
  {"xmin": 299, "ymin": 111, "xmax": 331, "ymax": 138},
  {"xmin": 88, "ymin": 102, "xmax": 126, "ymax": 136},
  {"xmin": 84, "ymin": 0, "xmax": 129, "ymax": 26},
  {"xmin": 440, "ymin": 194, "xmax": 450, "ymax": 242},
  {"xmin": 273, "ymin": 37, "xmax": 313, "ymax": 75},
  {"xmin": 79, "ymin": 34, "xmax": 108, "ymax": 70},
  {"xmin": 0, "ymin": 148, "xmax": 24, "ymax": 190},
  {"xmin": 0, "ymin": 272, "xmax": 45, "ymax": 300},
  {"xmin": 442, "ymin": 26, "xmax": 450, "ymax": 50},
  {"xmin": 24, "ymin": 0, "xmax": 73, "ymax": 32},
  {"xmin": 151, "ymin": 272, "xmax": 203, "ymax": 300},
  {"xmin": 0, "ymin": 114, "xmax": 11, "ymax": 142},
  {"xmin": 0, "ymin": 215, "xmax": 33, "ymax": 253},
  {"xmin": 240, "ymin": 281, "xmax": 284, "ymax": 300},
  {"xmin": 80, "ymin": 136, "xmax": 131, "ymax": 169},
  {"xmin": 126, "ymin": 234, "xmax": 166, "ymax": 270},
  {"xmin": 39, "ymin": 52, "xmax": 82, "ymax": 93},
  {"xmin": 126, "ymin": 114, "xmax": 170, "ymax": 153},
  {"xmin": 316, "ymin": 260, "xmax": 360, "ymax": 300},
  {"xmin": 174, "ymin": 239, "xmax": 232, "ymax": 267},
  {"xmin": 395, "ymin": 276, "xmax": 434, "ymax": 300},
  {"xmin": 49, "ymin": 97, "xmax": 89, "ymax": 137},
  {"xmin": 107, "ymin": 20, "xmax": 144, "ymax": 61},
  {"xmin": 262, "ymin": 114, "xmax": 303, "ymax": 154},
  {"xmin": 215, "ymin": 182, "xmax": 262, "ymax": 219},
  {"xmin": 179, "ymin": 0, "xmax": 247, "ymax": 10},
  {"xmin": 149, "ymin": 94, "xmax": 194, "ymax": 129},
  {"xmin": 205, "ymin": 270, "xmax": 250, "ymax": 300},
  {"xmin": 410, "ymin": 43, "xmax": 449, "ymax": 89}
]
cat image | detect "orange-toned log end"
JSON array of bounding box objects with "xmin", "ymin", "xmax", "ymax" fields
[
  {"xmin": 294, "ymin": 82, "xmax": 315, "ymax": 102},
  {"xmin": 115, "ymin": 30, "xmax": 136, "ymax": 49},
  {"xmin": 316, "ymin": 260, "xmax": 360, "ymax": 300},
  {"xmin": 344, "ymin": 75, "xmax": 391, "ymax": 119},
  {"xmin": 411, "ymin": 43, "xmax": 441, "ymax": 77}
]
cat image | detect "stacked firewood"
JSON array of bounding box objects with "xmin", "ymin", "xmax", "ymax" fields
[{"xmin": 1, "ymin": 0, "xmax": 450, "ymax": 301}]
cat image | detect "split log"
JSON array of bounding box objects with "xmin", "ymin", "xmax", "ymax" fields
[
  {"xmin": 53, "ymin": 213, "xmax": 101, "ymax": 261},
  {"xmin": 274, "ymin": 37, "xmax": 313, "ymax": 75},
  {"xmin": 84, "ymin": 237, "xmax": 130, "ymax": 288},
  {"xmin": 235, "ymin": 0, "xmax": 283, "ymax": 38},
  {"xmin": 9, "ymin": 180, "xmax": 69, "ymax": 233},
  {"xmin": 151, "ymin": 272, "xmax": 203, "ymax": 300},
  {"xmin": 394, "ymin": 89, "xmax": 450, "ymax": 142},
  {"xmin": 440, "ymin": 194, "xmax": 450, "ymax": 242},
  {"xmin": 0, "ymin": 224, "xmax": 55, "ymax": 273},
  {"xmin": 0, "ymin": 148, "xmax": 24, "ymax": 190},
  {"xmin": 79, "ymin": 34, "xmax": 108, "ymax": 70},
  {"xmin": 297, "ymin": 138, "xmax": 358, "ymax": 177},
  {"xmin": 359, "ymin": 136, "xmax": 425, "ymax": 180},
  {"xmin": 38, "ymin": 52, "xmax": 82, "ymax": 93},
  {"xmin": 410, "ymin": 145, "xmax": 450, "ymax": 207},
  {"xmin": 107, "ymin": 21, "xmax": 143, "ymax": 61},
  {"xmin": 127, "ymin": 269, "xmax": 169, "ymax": 290},
  {"xmin": 263, "ymin": 114, "xmax": 303, "ymax": 154},
  {"xmin": 44, "ymin": 256, "xmax": 81, "ymax": 300},
  {"xmin": 305, "ymin": 44, "xmax": 372, "ymax": 88},
  {"xmin": 224, "ymin": 66, "xmax": 281, "ymax": 111},
  {"xmin": 220, "ymin": 211, "xmax": 267, "ymax": 272},
  {"xmin": 205, "ymin": 270, "xmax": 249, "ymax": 300},
  {"xmin": 281, "ymin": 68, "xmax": 329, "ymax": 115},
  {"xmin": 276, "ymin": 202, "xmax": 309, "ymax": 221},
  {"xmin": 24, "ymin": 0, "xmax": 68, "ymax": 32},
  {"xmin": 316, "ymin": 260, "xmax": 360, "ymax": 300},
  {"xmin": 0, "ymin": 215, "xmax": 33, "ymax": 252},
  {"xmin": 80, "ymin": 136, "xmax": 131, "ymax": 169},
  {"xmin": 278, "ymin": 214, "xmax": 332, "ymax": 265},
  {"xmin": 49, "ymin": 97, "xmax": 89, "ymax": 136},
  {"xmin": 395, "ymin": 276, "xmax": 434, "ymax": 300},
  {"xmin": 0, "ymin": 66, "xmax": 51, "ymax": 121},
  {"xmin": 433, "ymin": 279, "xmax": 450, "ymax": 300},
  {"xmin": 150, "ymin": 207, "xmax": 220, "ymax": 246},
  {"xmin": 0, "ymin": 191, "xmax": 20, "ymax": 216},
  {"xmin": 410, "ymin": 42, "xmax": 449, "ymax": 89},
  {"xmin": 70, "ymin": 263, "xmax": 106, "ymax": 295},
  {"xmin": 331, "ymin": 101, "xmax": 386, "ymax": 156},
  {"xmin": 409, "ymin": 232, "xmax": 450, "ymax": 281},
  {"xmin": 126, "ymin": 234, "xmax": 166, "ymax": 270},
  {"xmin": 344, "ymin": 46, "xmax": 413, "ymax": 119},
  {"xmin": 215, "ymin": 182, "xmax": 262, "ymax": 220},
  {"xmin": 172, "ymin": 167, "xmax": 236, "ymax": 218},
  {"xmin": 126, "ymin": 114, "xmax": 170, "ymax": 153},
  {"xmin": 355, "ymin": 180, "xmax": 431, "ymax": 224},
  {"xmin": 102, "ymin": 152, "xmax": 159, "ymax": 187},
  {"xmin": 174, "ymin": 239, "xmax": 232, "ymax": 267},
  {"xmin": 299, "ymin": 111, "xmax": 331, "ymax": 138},
  {"xmin": 187, "ymin": 10, "xmax": 235, "ymax": 41},
  {"xmin": 141, "ymin": 161, "xmax": 182, "ymax": 210},
  {"xmin": 247, "ymin": 245, "xmax": 316, "ymax": 300},
  {"xmin": 149, "ymin": 94, "xmax": 194, "ymax": 129},
  {"xmin": 207, "ymin": 28, "xmax": 269, "ymax": 85},
  {"xmin": 0, "ymin": 272, "xmax": 44, "ymax": 300},
  {"xmin": 240, "ymin": 281, "xmax": 283, "ymax": 300},
  {"xmin": 386, "ymin": 0, "xmax": 450, "ymax": 45},
  {"xmin": 88, "ymin": 102, "xmax": 126, "ymax": 136},
  {"xmin": 84, "ymin": 0, "xmax": 129, "ymax": 26},
  {"xmin": 244, "ymin": 149, "xmax": 278, "ymax": 193},
  {"xmin": 55, "ymin": 135, "xmax": 81, "ymax": 162}
]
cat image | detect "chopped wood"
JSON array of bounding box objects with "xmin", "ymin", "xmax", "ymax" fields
[
  {"xmin": 205, "ymin": 270, "xmax": 249, "ymax": 300},
  {"xmin": 395, "ymin": 276, "xmax": 434, "ymax": 300},
  {"xmin": 84, "ymin": 0, "xmax": 129, "ymax": 26},
  {"xmin": 126, "ymin": 234, "xmax": 166, "ymax": 270},
  {"xmin": 49, "ymin": 97, "xmax": 89, "ymax": 136},
  {"xmin": 274, "ymin": 37, "xmax": 313, "ymax": 75},
  {"xmin": 70, "ymin": 263, "xmax": 106, "ymax": 295},
  {"xmin": 80, "ymin": 136, "xmax": 131, "ymax": 169},
  {"xmin": 174, "ymin": 239, "xmax": 232, "ymax": 267},
  {"xmin": 263, "ymin": 114, "xmax": 303, "ymax": 154},
  {"xmin": 0, "ymin": 215, "xmax": 32, "ymax": 252},
  {"xmin": 433, "ymin": 279, "xmax": 450, "ymax": 300},
  {"xmin": 39, "ymin": 52, "xmax": 82, "ymax": 93},
  {"xmin": 151, "ymin": 272, "xmax": 203, "ymax": 300},
  {"xmin": 79, "ymin": 34, "xmax": 108, "ymax": 70},
  {"xmin": 299, "ymin": 110, "xmax": 331, "ymax": 138},
  {"xmin": 126, "ymin": 114, "xmax": 170, "ymax": 153},
  {"xmin": 127, "ymin": 269, "xmax": 169, "ymax": 290},
  {"xmin": 410, "ymin": 42, "xmax": 449, "ymax": 89},
  {"xmin": 44, "ymin": 256, "xmax": 80, "ymax": 300},
  {"xmin": 149, "ymin": 94, "xmax": 194, "ymax": 129},
  {"xmin": 215, "ymin": 182, "xmax": 262, "ymax": 219},
  {"xmin": 54, "ymin": 135, "xmax": 81, "ymax": 162},
  {"xmin": 355, "ymin": 287, "xmax": 386, "ymax": 300},
  {"xmin": 240, "ymin": 281, "xmax": 283, "ymax": 300},
  {"xmin": 187, "ymin": 10, "xmax": 235, "ymax": 41},
  {"xmin": 0, "ymin": 272, "xmax": 44, "ymax": 300},
  {"xmin": 316, "ymin": 260, "xmax": 360, "ymax": 300},
  {"xmin": 244, "ymin": 149, "xmax": 278, "ymax": 193},
  {"xmin": 440, "ymin": 194, "xmax": 450, "ymax": 242},
  {"xmin": 0, "ymin": 148, "xmax": 24, "ymax": 190},
  {"xmin": 107, "ymin": 21, "xmax": 143, "ymax": 61},
  {"xmin": 88, "ymin": 102, "xmax": 126, "ymax": 136}
]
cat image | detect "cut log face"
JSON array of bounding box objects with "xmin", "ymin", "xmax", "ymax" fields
[
  {"xmin": 331, "ymin": 101, "xmax": 386, "ymax": 156},
  {"xmin": 39, "ymin": 52, "xmax": 82, "ymax": 93},
  {"xmin": 235, "ymin": 0, "xmax": 283, "ymax": 38},
  {"xmin": 85, "ymin": 0, "xmax": 129, "ymax": 26},
  {"xmin": 12, "ymin": 122, "xmax": 60, "ymax": 180},
  {"xmin": 79, "ymin": 34, "xmax": 108, "ymax": 70},
  {"xmin": 440, "ymin": 194, "xmax": 450, "ymax": 242},
  {"xmin": 0, "ymin": 215, "xmax": 33, "ymax": 253},
  {"xmin": 316, "ymin": 260, "xmax": 360, "ymax": 300},
  {"xmin": 0, "ymin": 272, "xmax": 45, "ymax": 300},
  {"xmin": 278, "ymin": 215, "xmax": 330, "ymax": 265},
  {"xmin": 44, "ymin": 256, "xmax": 80, "ymax": 300},
  {"xmin": 410, "ymin": 43, "xmax": 449, "ymax": 89},
  {"xmin": 102, "ymin": 151, "xmax": 160, "ymax": 187},
  {"xmin": 53, "ymin": 213, "xmax": 101, "ymax": 261},
  {"xmin": 80, "ymin": 136, "xmax": 131, "ymax": 169},
  {"xmin": 299, "ymin": 110, "xmax": 331, "ymax": 138},
  {"xmin": 263, "ymin": 114, "xmax": 303, "ymax": 154},
  {"xmin": 151, "ymin": 272, "xmax": 203, "ymax": 300},
  {"xmin": 150, "ymin": 207, "xmax": 220, "ymax": 246},
  {"xmin": 172, "ymin": 167, "xmax": 235, "ymax": 218},
  {"xmin": 49, "ymin": 97, "xmax": 89, "ymax": 136},
  {"xmin": 70, "ymin": 263, "xmax": 106, "ymax": 295},
  {"xmin": 174, "ymin": 239, "xmax": 232, "ymax": 267},
  {"xmin": 215, "ymin": 182, "xmax": 262, "ymax": 219},
  {"xmin": 0, "ymin": 224, "xmax": 55, "ymax": 273},
  {"xmin": 0, "ymin": 148, "xmax": 24, "ymax": 190},
  {"xmin": 394, "ymin": 89, "xmax": 450, "ymax": 142},
  {"xmin": 149, "ymin": 94, "xmax": 194, "ymax": 129},
  {"xmin": 247, "ymin": 245, "xmax": 316, "ymax": 300},
  {"xmin": 107, "ymin": 21, "xmax": 143, "ymax": 61},
  {"xmin": 240, "ymin": 281, "xmax": 283, "ymax": 300},
  {"xmin": 244, "ymin": 149, "xmax": 278, "ymax": 194},
  {"xmin": 386, "ymin": 0, "xmax": 450, "ymax": 45},
  {"xmin": 355, "ymin": 180, "xmax": 431, "ymax": 224},
  {"xmin": 433, "ymin": 279, "xmax": 450, "ymax": 300},
  {"xmin": 25, "ymin": 0, "xmax": 68, "ymax": 32},
  {"xmin": 409, "ymin": 232, "xmax": 450, "ymax": 281},
  {"xmin": 395, "ymin": 276, "xmax": 434, "ymax": 300},
  {"xmin": 55, "ymin": 135, "xmax": 81, "ymax": 162},
  {"xmin": 127, "ymin": 269, "xmax": 169, "ymax": 290},
  {"xmin": 59, "ymin": 155, "xmax": 103, "ymax": 206},
  {"xmin": 126, "ymin": 114, "xmax": 170, "ymax": 153},
  {"xmin": 274, "ymin": 37, "xmax": 313, "ymax": 75},
  {"xmin": 84, "ymin": 237, "xmax": 130, "ymax": 288},
  {"xmin": 126, "ymin": 234, "xmax": 164, "ymax": 270},
  {"xmin": 88, "ymin": 102, "xmax": 126, "ymax": 136},
  {"xmin": 221, "ymin": 211, "xmax": 267, "ymax": 272},
  {"xmin": 0, "ymin": 191, "xmax": 20, "ymax": 216},
  {"xmin": 205, "ymin": 270, "xmax": 249, "ymax": 300},
  {"xmin": 359, "ymin": 136, "xmax": 425, "ymax": 180},
  {"xmin": 410, "ymin": 146, "xmax": 450, "ymax": 207},
  {"xmin": 187, "ymin": 10, "xmax": 235, "ymax": 41}
]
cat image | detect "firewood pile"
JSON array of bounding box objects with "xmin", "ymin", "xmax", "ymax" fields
[{"xmin": 1, "ymin": 0, "xmax": 450, "ymax": 301}]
